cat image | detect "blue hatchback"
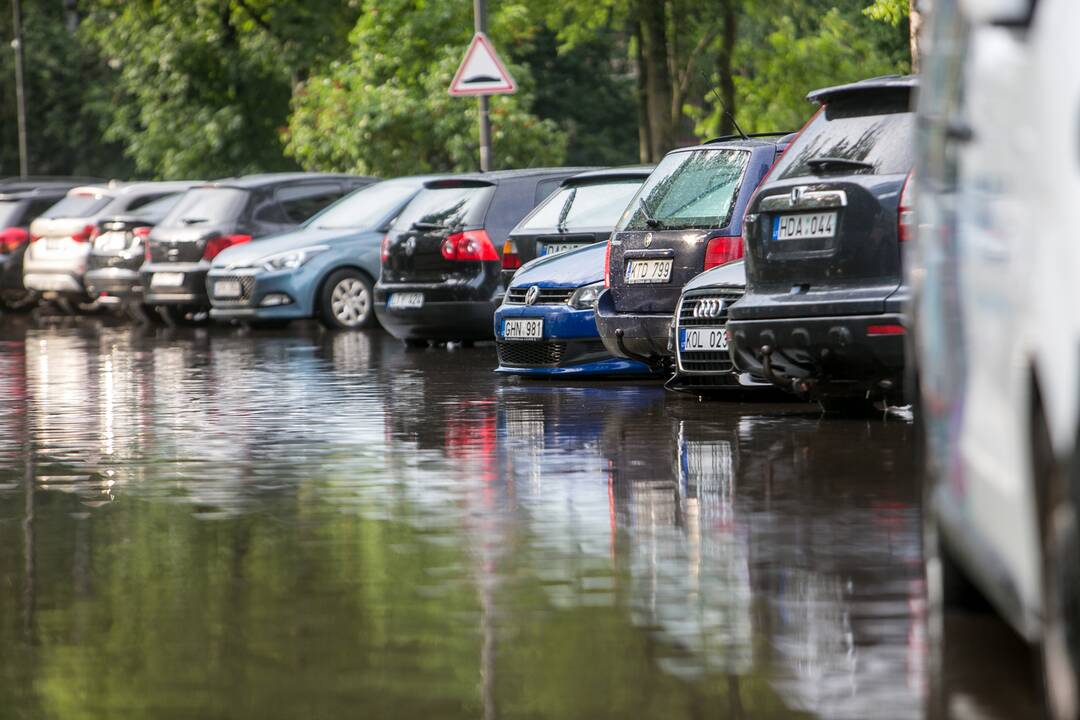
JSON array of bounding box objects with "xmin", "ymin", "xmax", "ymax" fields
[{"xmin": 494, "ymin": 243, "xmax": 653, "ymax": 377}]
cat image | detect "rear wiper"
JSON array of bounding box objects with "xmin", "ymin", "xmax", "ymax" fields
[
  {"xmin": 637, "ymin": 199, "xmax": 664, "ymax": 229},
  {"xmin": 806, "ymin": 156, "xmax": 875, "ymax": 173},
  {"xmin": 180, "ymin": 217, "xmax": 209, "ymax": 225},
  {"xmin": 410, "ymin": 221, "xmax": 446, "ymax": 231}
]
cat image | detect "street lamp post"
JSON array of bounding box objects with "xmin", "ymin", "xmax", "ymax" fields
[
  {"xmin": 473, "ymin": 0, "xmax": 491, "ymax": 172},
  {"xmin": 11, "ymin": 0, "xmax": 29, "ymax": 177}
]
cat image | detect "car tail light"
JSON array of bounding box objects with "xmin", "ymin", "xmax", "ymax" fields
[
  {"xmin": 380, "ymin": 233, "xmax": 391, "ymax": 262},
  {"xmin": 133, "ymin": 226, "xmax": 152, "ymax": 239},
  {"xmin": 703, "ymin": 235, "xmax": 743, "ymax": 270},
  {"xmin": 603, "ymin": 238, "xmax": 612, "ymax": 288},
  {"xmin": 898, "ymin": 171, "xmax": 914, "ymax": 242},
  {"xmin": 440, "ymin": 230, "xmax": 498, "ymax": 262},
  {"xmin": 501, "ymin": 239, "xmax": 521, "ymax": 270},
  {"xmin": 0, "ymin": 227, "xmax": 29, "ymax": 253},
  {"xmin": 71, "ymin": 224, "xmax": 95, "ymax": 243},
  {"xmin": 202, "ymin": 233, "xmax": 252, "ymax": 261},
  {"xmin": 867, "ymin": 324, "xmax": 906, "ymax": 336},
  {"xmin": 89, "ymin": 227, "xmax": 101, "ymax": 241}
]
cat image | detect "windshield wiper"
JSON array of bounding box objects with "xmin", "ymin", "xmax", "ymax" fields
[
  {"xmin": 411, "ymin": 221, "xmax": 447, "ymax": 231},
  {"xmin": 806, "ymin": 156, "xmax": 875, "ymax": 173},
  {"xmin": 181, "ymin": 217, "xmax": 209, "ymax": 225},
  {"xmin": 637, "ymin": 199, "xmax": 664, "ymax": 229}
]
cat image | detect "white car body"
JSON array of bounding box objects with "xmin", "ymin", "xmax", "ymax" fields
[{"xmin": 912, "ymin": 0, "xmax": 1080, "ymax": 644}]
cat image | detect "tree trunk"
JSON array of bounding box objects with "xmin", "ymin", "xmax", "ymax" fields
[
  {"xmin": 638, "ymin": 0, "xmax": 674, "ymax": 161},
  {"xmin": 717, "ymin": 0, "xmax": 737, "ymax": 136},
  {"xmin": 910, "ymin": 0, "xmax": 923, "ymax": 73},
  {"xmin": 635, "ymin": 20, "xmax": 652, "ymax": 163}
]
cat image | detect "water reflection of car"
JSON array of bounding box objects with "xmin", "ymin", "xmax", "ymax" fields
[
  {"xmin": 595, "ymin": 134, "xmax": 792, "ymax": 367},
  {"xmin": 498, "ymin": 166, "xmax": 653, "ymax": 288},
  {"xmin": 728, "ymin": 75, "xmax": 916, "ymax": 413},
  {"xmin": 494, "ymin": 243, "xmax": 654, "ymax": 377},
  {"xmin": 207, "ymin": 177, "xmax": 449, "ymax": 329}
]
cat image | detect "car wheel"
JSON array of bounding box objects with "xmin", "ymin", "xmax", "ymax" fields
[
  {"xmin": 319, "ymin": 269, "xmax": 374, "ymax": 330},
  {"xmin": 1034, "ymin": 407, "xmax": 1080, "ymax": 720}
]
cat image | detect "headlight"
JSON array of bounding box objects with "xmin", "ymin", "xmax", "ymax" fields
[
  {"xmin": 259, "ymin": 245, "xmax": 330, "ymax": 272},
  {"xmin": 568, "ymin": 281, "xmax": 603, "ymax": 310}
]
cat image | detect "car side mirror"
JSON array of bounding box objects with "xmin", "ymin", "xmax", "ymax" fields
[{"xmin": 957, "ymin": 0, "xmax": 1034, "ymax": 25}]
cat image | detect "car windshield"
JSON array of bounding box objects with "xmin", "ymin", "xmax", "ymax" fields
[
  {"xmin": 393, "ymin": 184, "xmax": 492, "ymax": 231},
  {"xmin": 158, "ymin": 188, "xmax": 249, "ymax": 228},
  {"xmin": 771, "ymin": 92, "xmax": 915, "ymax": 179},
  {"xmin": 310, "ymin": 181, "xmax": 421, "ymax": 230},
  {"xmin": 41, "ymin": 191, "xmax": 113, "ymax": 219},
  {"xmin": 518, "ymin": 180, "xmax": 645, "ymax": 232},
  {"xmin": 0, "ymin": 200, "xmax": 24, "ymax": 228},
  {"xmin": 620, "ymin": 149, "xmax": 749, "ymax": 231}
]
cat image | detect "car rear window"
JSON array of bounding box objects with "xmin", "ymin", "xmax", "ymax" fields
[
  {"xmin": 771, "ymin": 92, "xmax": 915, "ymax": 179},
  {"xmin": 619, "ymin": 149, "xmax": 749, "ymax": 231},
  {"xmin": 158, "ymin": 188, "xmax": 249, "ymax": 229},
  {"xmin": 0, "ymin": 200, "xmax": 25, "ymax": 228},
  {"xmin": 393, "ymin": 185, "xmax": 493, "ymax": 231},
  {"xmin": 41, "ymin": 191, "xmax": 113, "ymax": 219},
  {"xmin": 129, "ymin": 193, "xmax": 183, "ymax": 220},
  {"xmin": 518, "ymin": 180, "xmax": 645, "ymax": 232}
]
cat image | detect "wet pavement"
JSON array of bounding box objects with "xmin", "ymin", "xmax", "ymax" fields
[{"xmin": 0, "ymin": 317, "xmax": 1025, "ymax": 718}]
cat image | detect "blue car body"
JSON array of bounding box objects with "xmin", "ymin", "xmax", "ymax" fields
[{"xmin": 494, "ymin": 243, "xmax": 654, "ymax": 377}]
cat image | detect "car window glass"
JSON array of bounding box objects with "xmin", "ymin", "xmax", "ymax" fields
[
  {"xmin": 276, "ymin": 184, "xmax": 344, "ymax": 223},
  {"xmin": 534, "ymin": 178, "xmax": 563, "ymax": 205},
  {"xmin": 519, "ymin": 187, "xmax": 571, "ymax": 230},
  {"xmin": 620, "ymin": 149, "xmax": 749, "ymax": 231},
  {"xmin": 772, "ymin": 93, "xmax": 915, "ymax": 179},
  {"xmin": 129, "ymin": 193, "xmax": 183, "ymax": 220},
  {"xmin": 158, "ymin": 188, "xmax": 249, "ymax": 229},
  {"xmin": 0, "ymin": 200, "xmax": 25, "ymax": 228},
  {"xmin": 520, "ymin": 180, "xmax": 644, "ymax": 231},
  {"xmin": 123, "ymin": 193, "xmax": 171, "ymax": 212},
  {"xmin": 393, "ymin": 185, "xmax": 493, "ymax": 230},
  {"xmin": 28, "ymin": 197, "xmax": 58, "ymax": 219},
  {"xmin": 253, "ymin": 198, "xmax": 289, "ymax": 225},
  {"xmin": 42, "ymin": 191, "xmax": 113, "ymax": 219},
  {"xmin": 309, "ymin": 181, "xmax": 420, "ymax": 229}
]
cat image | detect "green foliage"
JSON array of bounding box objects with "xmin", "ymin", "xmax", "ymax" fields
[{"xmin": 865, "ymin": 0, "xmax": 910, "ymax": 26}]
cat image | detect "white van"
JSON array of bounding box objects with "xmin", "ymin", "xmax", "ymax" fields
[{"xmin": 910, "ymin": 0, "xmax": 1080, "ymax": 717}]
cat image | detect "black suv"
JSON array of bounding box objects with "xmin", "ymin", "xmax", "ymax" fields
[
  {"xmin": 594, "ymin": 135, "xmax": 792, "ymax": 366},
  {"xmin": 141, "ymin": 173, "xmax": 374, "ymax": 321},
  {"xmin": 375, "ymin": 169, "xmax": 588, "ymax": 345},
  {"xmin": 727, "ymin": 75, "xmax": 916, "ymax": 411}
]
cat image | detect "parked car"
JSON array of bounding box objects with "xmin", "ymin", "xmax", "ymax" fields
[
  {"xmin": 375, "ymin": 169, "xmax": 589, "ymax": 346},
  {"xmin": 0, "ymin": 178, "xmax": 100, "ymax": 308},
  {"xmin": 140, "ymin": 173, "xmax": 375, "ymax": 322},
  {"xmin": 23, "ymin": 181, "xmax": 195, "ymax": 306},
  {"xmin": 499, "ymin": 166, "xmax": 653, "ymax": 287},
  {"xmin": 207, "ymin": 177, "xmax": 447, "ymax": 329},
  {"xmin": 594, "ymin": 134, "xmax": 793, "ymax": 367},
  {"xmin": 911, "ymin": 2, "xmax": 1080, "ymax": 718},
  {"xmin": 726, "ymin": 75, "xmax": 916, "ymax": 413},
  {"xmin": 495, "ymin": 243, "xmax": 653, "ymax": 377},
  {"xmin": 83, "ymin": 192, "xmax": 194, "ymax": 307}
]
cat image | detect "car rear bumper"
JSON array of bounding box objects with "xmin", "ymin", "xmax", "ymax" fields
[
  {"xmin": 23, "ymin": 272, "xmax": 84, "ymax": 294},
  {"xmin": 375, "ymin": 298, "xmax": 498, "ymax": 341},
  {"xmin": 140, "ymin": 262, "xmax": 210, "ymax": 307},
  {"xmin": 728, "ymin": 312, "xmax": 906, "ymax": 399},
  {"xmin": 593, "ymin": 289, "xmax": 673, "ymax": 360},
  {"xmin": 84, "ymin": 267, "xmax": 141, "ymax": 298}
]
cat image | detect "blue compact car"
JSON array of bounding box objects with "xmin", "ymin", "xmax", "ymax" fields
[
  {"xmin": 494, "ymin": 243, "xmax": 653, "ymax": 377},
  {"xmin": 207, "ymin": 177, "xmax": 447, "ymax": 329}
]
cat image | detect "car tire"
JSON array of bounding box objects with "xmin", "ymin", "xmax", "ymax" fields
[
  {"xmin": 318, "ymin": 269, "xmax": 375, "ymax": 330},
  {"xmin": 1034, "ymin": 405, "xmax": 1080, "ymax": 720}
]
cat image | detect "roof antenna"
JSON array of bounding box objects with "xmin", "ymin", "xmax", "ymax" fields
[{"xmin": 710, "ymin": 86, "xmax": 748, "ymax": 140}]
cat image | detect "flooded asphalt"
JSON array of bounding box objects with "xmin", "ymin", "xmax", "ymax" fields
[{"xmin": 0, "ymin": 317, "xmax": 1032, "ymax": 719}]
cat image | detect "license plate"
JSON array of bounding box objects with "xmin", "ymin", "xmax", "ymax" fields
[
  {"xmin": 625, "ymin": 258, "xmax": 673, "ymax": 284},
  {"xmin": 388, "ymin": 292, "xmax": 424, "ymax": 309},
  {"xmin": 150, "ymin": 272, "xmax": 185, "ymax": 288},
  {"xmin": 679, "ymin": 327, "xmax": 728, "ymax": 352},
  {"xmin": 95, "ymin": 232, "xmax": 127, "ymax": 253},
  {"xmin": 43, "ymin": 238, "xmax": 71, "ymax": 253},
  {"xmin": 503, "ymin": 318, "xmax": 543, "ymax": 341},
  {"xmin": 541, "ymin": 242, "xmax": 590, "ymax": 257},
  {"xmin": 213, "ymin": 280, "xmax": 241, "ymax": 299},
  {"xmin": 772, "ymin": 211, "xmax": 837, "ymax": 241}
]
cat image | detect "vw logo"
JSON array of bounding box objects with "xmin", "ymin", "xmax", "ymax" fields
[
  {"xmin": 692, "ymin": 298, "xmax": 725, "ymax": 319},
  {"xmin": 405, "ymin": 237, "xmax": 416, "ymax": 256},
  {"xmin": 644, "ymin": 232, "xmax": 653, "ymax": 248},
  {"xmin": 525, "ymin": 285, "xmax": 541, "ymax": 305},
  {"xmin": 790, "ymin": 186, "xmax": 807, "ymax": 206}
]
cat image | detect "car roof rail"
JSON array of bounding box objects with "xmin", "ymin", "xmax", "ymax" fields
[{"xmin": 703, "ymin": 131, "xmax": 795, "ymax": 145}]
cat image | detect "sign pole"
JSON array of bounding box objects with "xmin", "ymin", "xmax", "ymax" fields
[
  {"xmin": 12, "ymin": 0, "xmax": 29, "ymax": 177},
  {"xmin": 473, "ymin": 0, "xmax": 492, "ymax": 172}
]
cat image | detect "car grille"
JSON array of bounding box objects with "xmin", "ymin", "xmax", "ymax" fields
[
  {"xmin": 208, "ymin": 274, "xmax": 256, "ymax": 305},
  {"xmin": 505, "ymin": 287, "xmax": 574, "ymax": 305},
  {"xmin": 496, "ymin": 341, "xmax": 567, "ymax": 367},
  {"xmin": 676, "ymin": 287, "xmax": 744, "ymax": 374}
]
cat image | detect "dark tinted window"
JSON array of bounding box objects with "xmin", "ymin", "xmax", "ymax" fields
[
  {"xmin": 0, "ymin": 200, "xmax": 26, "ymax": 228},
  {"xmin": 393, "ymin": 185, "xmax": 493, "ymax": 231},
  {"xmin": 276, "ymin": 183, "xmax": 344, "ymax": 223},
  {"xmin": 42, "ymin": 191, "xmax": 113, "ymax": 219},
  {"xmin": 772, "ymin": 92, "xmax": 915, "ymax": 179},
  {"xmin": 534, "ymin": 178, "xmax": 563, "ymax": 205},
  {"xmin": 619, "ymin": 149, "xmax": 749, "ymax": 231},
  {"xmin": 124, "ymin": 193, "xmax": 173, "ymax": 212},
  {"xmin": 158, "ymin": 188, "xmax": 249, "ymax": 229}
]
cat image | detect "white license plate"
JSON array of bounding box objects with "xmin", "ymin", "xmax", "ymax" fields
[
  {"xmin": 680, "ymin": 327, "xmax": 728, "ymax": 352},
  {"xmin": 150, "ymin": 272, "xmax": 185, "ymax": 288},
  {"xmin": 772, "ymin": 211, "xmax": 837, "ymax": 241},
  {"xmin": 541, "ymin": 242, "xmax": 590, "ymax": 256},
  {"xmin": 43, "ymin": 238, "xmax": 73, "ymax": 253},
  {"xmin": 213, "ymin": 280, "xmax": 241, "ymax": 299},
  {"xmin": 503, "ymin": 318, "xmax": 543, "ymax": 341},
  {"xmin": 94, "ymin": 232, "xmax": 127, "ymax": 253},
  {"xmin": 388, "ymin": 292, "xmax": 424, "ymax": 309},
  {"xmin": 625, "ymin": 258, "xmax": 673, "ymax": 284}
]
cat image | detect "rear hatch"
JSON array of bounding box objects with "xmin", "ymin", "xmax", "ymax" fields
[
  {"xmin": 148, "ymin": 187, "xmax": 250, "ymax": 263},
  {"xmin": 738, "ymin": 88, "xmax": 914, "ymax": 319},
  {"xmin": 381, "ymin": 180, "xmax": 495, "ymax": 285},
  {"xmin": 91, "ymin": 194, "xmax": 184, "ymax": 267},
  {"xmin": 30, "ymin": 190, "xmax": 114, "ymax": 242},
  {"xmin": 609, "ymin": 146, "xmax": 757, "ymax": 314}
]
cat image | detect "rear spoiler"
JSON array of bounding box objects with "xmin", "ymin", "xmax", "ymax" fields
[
  {"xmin": 704, "ymin": 131, "xmax": 795, "ymax": 145},
  {"xmin": 422, "ymin": 178, "xmax": 495, "ymax": 190},
  {"xmin": 560, "ymin": 169, "xmax": 654, "ymax": 187}
]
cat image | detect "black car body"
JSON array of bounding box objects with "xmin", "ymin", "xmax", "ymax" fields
[
  {"xmin": 141, "ymin": 173, "xmax": 374, "ymax": 316},
  {"xmin": 727, "ymin": 76, "xmax": 916, "ymax": 408},
  {"xmin": 500, "ymin": 166, "xmax": 653, "ymax": 288},
  {"xmin": 375, "ymin": 169, "xmax": 588, "ymax": 343},
  {"xmin": 594, "ymin": 135, "xmax": 792, "ymax": 364}
]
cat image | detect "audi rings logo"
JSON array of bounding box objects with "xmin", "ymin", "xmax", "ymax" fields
[
  {"xmin": 405, "ymin": 237, "xmax": 417, "ymax": 256},
  {"xmin": 525, "ymin": 285, "xmax": 541, "ymax": 305},
  {"xmin": 692, "ymin": 298, "xmax": 725, "ymax": 319}
]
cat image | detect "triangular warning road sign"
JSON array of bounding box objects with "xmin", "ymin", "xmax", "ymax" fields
[{"xmin": 449, "ymin": 32, "xmax": 517, "ymax": 96}]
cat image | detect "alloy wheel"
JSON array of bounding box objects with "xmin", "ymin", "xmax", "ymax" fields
[{"xmin": 330, "ymin": 277, "xmax": 370, "ymax": 327}]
